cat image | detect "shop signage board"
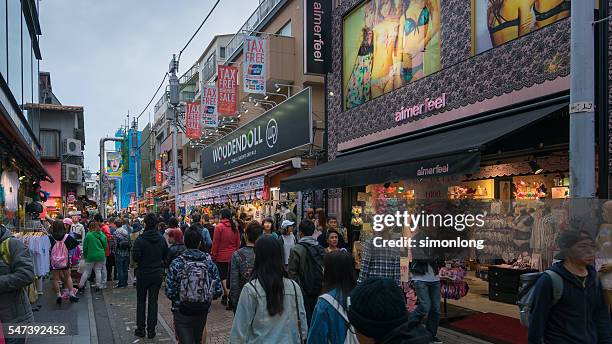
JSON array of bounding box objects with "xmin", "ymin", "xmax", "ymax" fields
[
  {"xmin": 178, "ymin": 175, "xmax": 265, "ymax": 206},
  {"xmin": 243, "ymin": 36, "xmax": 266, "ymax": 94},
  {"xmin": 185, "ymin": 101, "xmax": 201, "ymax": 139},
  {"xmin": 201, "ymin": 88, "xmax": 312, "ymax": 179},
  {"xmin": 155, "ymin": 159, "xmax": 162, "ymax": 185},
  {"xmin": 303, "ymin": 0, "xmax": 331, "ymax": 75},
  {"xmin": 217, "ymin": 65, "xmax": 238, "ymax": 115},
  {"xmin": 201, "ymin": 85, "xmax": 218, "ymax": 128}
]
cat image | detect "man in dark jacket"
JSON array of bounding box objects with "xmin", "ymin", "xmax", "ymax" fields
[
  {"xmin": 189, "ymin": 212, "xmax": 212, "ymax": 252},
  {"xmin": 529, "ymin": 230, "xmax": 612, "ymax": 344},
  {"xmin": 0, "ymin": 225, "xmax": 35, "ymax": 344},
  {"xmin": 132, "ymin": 213, "xmax": 168, "ymax": 339}
]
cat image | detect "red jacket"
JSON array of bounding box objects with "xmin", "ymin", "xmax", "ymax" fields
[
  {"xmin": 102, "ymin": 224, "xmax": 112, "ymax": 257},
  {"xmin": 211, "ymin": 219, "xmax": 240, "ymax": 263}
]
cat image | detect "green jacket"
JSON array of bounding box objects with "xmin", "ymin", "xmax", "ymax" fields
[{"xmin": 83, "ymin": 231, "xmax": 107, "ymax": 263}]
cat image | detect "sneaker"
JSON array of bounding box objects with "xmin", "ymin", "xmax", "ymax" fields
[
  {"xmin": 134, "ymin": 329, "xmax": 145, "ymax": 338},
  {"xmin": 221, "ymin": 295, "xmax": 228, "ymax": 306},
  {"xmin": 56, "ymin": 296, "xmax": 62, "ymax": 305},
  {"xmin": 147, "ymin": 330, "xmax": 156, "ymax": 339},
  {"xmin": 69, "ymin": 296, "xmax": 79, "ymax": 303},
  {"xmin": 77, "ymin": 287, "xmax": 85, "ymax": 295},
  {"xmin": 431, "ymin": 337, "xmax": 443, "ymax": 344}
]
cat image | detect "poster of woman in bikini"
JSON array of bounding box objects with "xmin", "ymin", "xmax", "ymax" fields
[
  {"xmin": 474, "ymin": 0, "xmax": 571, "ymax": 54},
  {"xmin": 343, "ymin": 0, "xmax": 441, "ymax": 111}
]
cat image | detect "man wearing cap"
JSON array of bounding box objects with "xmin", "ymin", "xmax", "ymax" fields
[
  {"xmin": 347, "ymin": 278, "xmax": 430, "ymax": 344},
  {"xmin": 528, "ymin": 230, "xmax": 612, "ymax": 344}
]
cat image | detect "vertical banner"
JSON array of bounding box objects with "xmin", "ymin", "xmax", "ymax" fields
[
  {"xmin": 243, "ymin": 36, "xmax": 266, "ymax": 94},
  {"xmin": 155, "ymin": 159, "xmax": 162, "ymax": 185},
  {"xmin": 106, "ymin": 151, "xmax": 123, "ymax": 178},
  {"xmin": 217, "ymin": 65, "xmax": 239, "ymax": 115},
  {"xmin": 185, "ymin": 101, "xmax": 201, "ymax": 139},
  {"xmin": 201, "ymin": 85, "xmax": 218, "ymax": 128},
  {"xmin": 303, "ymin": 0, "xmax": 332, "ymax": 75}
]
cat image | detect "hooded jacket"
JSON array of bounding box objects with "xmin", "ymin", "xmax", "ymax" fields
[
  {"xmin": 0, "ymin": 226, "xmax": 34, "ymax": 324},
  {"xmin": 82, "ymin": 230, "xmax": 107, "ymax": 263},
  {"xmin": 132, "ymin": 227, "xmax": 168, "ymax": 275},
  {"xmin": 528, "ymin": 262, "xmax": 612, "ymax": 344}
]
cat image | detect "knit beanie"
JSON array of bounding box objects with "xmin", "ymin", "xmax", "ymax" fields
[{"xmin": 347, "ymin": 278, "xmax": 409, "ymax": 340}]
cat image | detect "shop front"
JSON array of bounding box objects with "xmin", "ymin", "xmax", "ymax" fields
[
  {"xmin": 179, "ymin": 88, "xmax": 314, "ymax": 226},
  {"xmin": 279, "ymin": 0, "xmax": 599, "ymax": 341}
]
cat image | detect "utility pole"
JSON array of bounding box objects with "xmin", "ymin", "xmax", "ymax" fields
[
  {"xmin": 131, "ymin": 119, "xmax": 139, "ymax": 211},
  {"xmin": 569, "ymin": 1, "xmax": 596, "ymax": 198},
  {"xmin": 168, "ymin": 54, "xmax": 181, "ymax": 215}
]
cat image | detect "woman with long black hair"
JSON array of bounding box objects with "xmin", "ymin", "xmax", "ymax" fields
[
  {"xmin": 230, "ymin": 236, "xmax": 307, "ymax": 343},
  {"xmin": 211, "ymin": 208, "xmax": 241, "ymax": 308},
  {"xmin": 307, "ymin": 251, "xmax": 357, "ymax": 343}
]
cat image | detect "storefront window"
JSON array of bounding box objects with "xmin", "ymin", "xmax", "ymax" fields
[
  {"xmin": 7, "ymin": 0, "xmax": 22, "ymax": 104},
  {"xmin": 0, "ymin": 0, "xmax": 7, "ymax": 80}
]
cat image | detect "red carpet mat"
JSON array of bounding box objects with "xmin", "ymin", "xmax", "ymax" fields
[{"xmin": 449, "ymin": 312, "xmax": 528, "ymax": 344}]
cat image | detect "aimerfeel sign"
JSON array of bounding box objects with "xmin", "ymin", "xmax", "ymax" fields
[
  {"xmin": 201, "ymin": 88, "xmax": 312, "ymax": 179},
  {"xmin": 394, "ymin": 93, "xmax": 447, "ymax": 123}
]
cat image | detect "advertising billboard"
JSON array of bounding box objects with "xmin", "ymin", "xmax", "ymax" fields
[
  {"xmin": 243, "ymin": 36, "xmax": 267, "ymax": 94},
  {"xmin": 473, "ymin": 0, "xmax": 571, "ymax": 54},
  {"xmin": 217, "ymin": 65, "xmax": 239, "ymax": 115},
  {"xmin": 343, "ymin": 0, "xmax": 441, "ymax": 110},
  {"xmin": 106, "ymin": 151, "xmax": 122, "ymax": 178}
]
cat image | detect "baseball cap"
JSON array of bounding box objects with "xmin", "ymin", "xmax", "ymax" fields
[{"xmin": 280, "ymin": 220, "xmax": 295, "ymax": 229}]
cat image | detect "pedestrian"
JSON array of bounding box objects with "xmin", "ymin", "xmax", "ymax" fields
[
  {"xmin": 307, "ymin": 251, "xmax": 357, "ymax": 344},
  {"xmin": 130, "ymin": 218, "xmax": 143, "ymax": 287},
  {"xmin": 70, "ymin": 216, "xmax": 85, "ymax": 242},
  {"xmin": 279, "ymin": 220, "xmax": 297, "ymax": 267},
  {"xmin": 157, "ymin": 221, "xmax": 168, "ymax": 238},
  {"xmin": 357, "ymin": 228, "xmax": 401, "ymax": 287},
  {"xmin": 168, "ymin": 217, "xmax": 180, "ymax": 232},
  {"xmin": 114, "ymin": 219, "xmax": 131, "ymax": 288},
  {"xmin": 409, "ymin": 227, "xmax": 443, "ymax": 344},
  {"xmin": 288, "ymin": 219, "xmax": 325, "ymax": 325},
  {"xmin": 202, "ymin": 213, "xmax": 215, "ymax": 243},
  {"xmin": 317, "ymin": 216, "xmax": 347, "ymax": 249},
  {"xmin": 528, "ymin": 230, "xmax": 612, "ymax": 343},
  {"xmin": 165, "ymin": 227, "xmax": 222, "ymax": 344},
  {"xmin": 229, "ymin": 221, "xmax": 263, "ymax": 312},
  {"xmin": 262, "ymin": 217, "xmax": 279, "ymax": 238},
  {"xmin": 78, "ymin": 222, "xmax": 107, "ymax": 293},
  {"xmin": 132, "ymin": 213, "xmax": 169, "ymax": 339},
  {"xmin": 162, "ymin": 207, "xmax": 171, "ymax": 223},
  {"xmin": 165, "ymin": 228, "xmax": 186, "ymax": 268},
  {"xmin": 313, "ymin": 208, "xmax": 326, "ymax": 240},
  {"xmin": 348, "ymin": 278, "xmax": 430, "ymax": 344},
  {"xmin": 211, "ymin": 208, "xmax": 241, "ymax": 308},
  {"xmin": 230, "ymin": 236, "xmax": 308, "ymax": 343},
  {"xmin": 189, "ymin": 212, "xmax": 212, "ymax": 252},
  {"xmin": 104, "ymin": 218, "xmax": 118, "ymax": 283},
  {"xmin": 0, "ymin": 224, "xmax": 35, "ymax": 344},
  {"xmin": 324, "ymin": 230, "xmax": 346, "ymax": 254},
  {"xmin": 49, "ymin": 220, "xmax": 79, "ymax": 304}
]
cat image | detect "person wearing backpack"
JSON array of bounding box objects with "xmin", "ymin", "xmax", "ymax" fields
[
  {"xmin": 230, "ymin": 235, "xmax": 308, "ymax": 343},
  {"xmin": 288, "ymin": 219, "xmax": 325, "ymax": 325},
  {"xmin": 165, "ymin": 227, "xmax": 222, "ymax": 344},
  {"xmin": 307, "ymin": 250, "xmax": 358, "ymax": 344},
  {"xmin": 49, "ymin": 220, "xmax": 79, "ymax": 305},
  {"xmin": 132, "ymin": 213, "xmax": 169, "ymax": 339},
  {"xmin": 229, "ymin": 221, "xmax": 263, "ymax": 313},
  {"xmin": 528, "ymin": 230, "xmax": 612, "ymax": 344},
  {"xmin": 0, "ymin": 224, "xmax": 35, "ymax": 344}
]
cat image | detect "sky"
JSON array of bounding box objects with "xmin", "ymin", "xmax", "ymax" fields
[{"xmin": 38, "ymin": 0, "xmax": 259, "ymax": 171}]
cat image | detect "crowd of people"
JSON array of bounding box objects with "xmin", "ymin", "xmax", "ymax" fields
[{"xmin": 1, "ymin": 205, "xmax": 611, "ymax": 344}]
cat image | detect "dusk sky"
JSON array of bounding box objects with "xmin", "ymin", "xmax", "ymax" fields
[{"xmin": 38, "ymin": 0, "xmax": 258, "ymax": 171}]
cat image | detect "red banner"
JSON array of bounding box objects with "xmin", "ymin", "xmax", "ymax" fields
[
  {"xmin": 185, "ymin": 101, "xmax": 201, "ymax": 139},
  {"xmin": 217, "ymin": 65, "xmax": 238, "ymax": 115},
  {"xmin": 155, "ymin": 160, "xmax": 162, "ymax": 185}
]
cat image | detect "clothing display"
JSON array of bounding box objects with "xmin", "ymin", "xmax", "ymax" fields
[
  {"xmin": 0, "ymin": 171, "xmax": 19, "ymax": 212},
  {"xmin": 13, "ymin": 231, "xmax": 51, "ymax": 276}
]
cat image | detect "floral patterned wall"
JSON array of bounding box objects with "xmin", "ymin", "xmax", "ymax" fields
[{"xmin": 328, "ymin": 0, "xmax": 571, "ymax": 160}]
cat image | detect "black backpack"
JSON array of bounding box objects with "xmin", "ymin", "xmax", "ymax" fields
[{"xmin": 297, "ymin": 242, "xmax": 324, "ymax": 296}]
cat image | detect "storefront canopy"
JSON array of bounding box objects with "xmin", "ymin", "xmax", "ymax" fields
[{"xmin": 281, "ymin": 103, "xmax": 568, "ymax": 191}]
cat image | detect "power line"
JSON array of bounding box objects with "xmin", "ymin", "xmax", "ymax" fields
[
  {"xmin": 136, "ymin": 72, "xmax": 169, "ymax": 121},
  {"xmin": 178, "ymin": 0, "xmax": 221, "ymax": 61}
]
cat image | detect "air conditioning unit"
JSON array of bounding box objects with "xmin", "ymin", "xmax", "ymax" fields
[
  {"xmin": 63, "ymin": 138, "xmax": 82, "ymax": 156},
  {"xmin": 63, "ymin": 164, "xmax": 83, "ymax": 184}
]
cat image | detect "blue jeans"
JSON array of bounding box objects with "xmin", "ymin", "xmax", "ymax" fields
[
  {"xmin": 411, "ymin": 280, "xmax": 441, "ymax": 337},
  {"xmin": 115, "ymin": 255, "xmax": 129, "ymax": 287}
]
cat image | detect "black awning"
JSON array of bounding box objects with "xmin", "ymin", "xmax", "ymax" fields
[{"xmin": 281, "ymin": 103, "xmax": 567, "ymax": 191}]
